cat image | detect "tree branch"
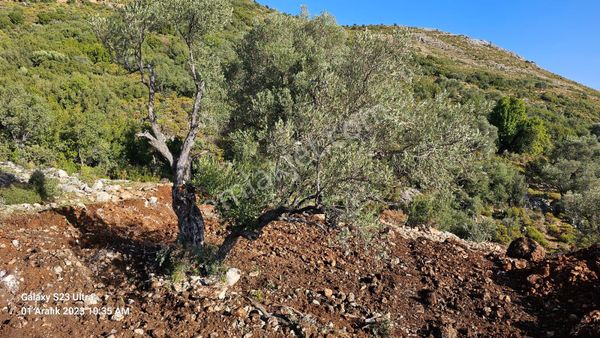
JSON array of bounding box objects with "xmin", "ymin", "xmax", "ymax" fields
[
  {"xmin": 175, "ymin": 44, "xmax": 205, "ymax": 185},
  {"xmin": 137, "ymin": 65, "xmax": 175, "ymax": 168}
]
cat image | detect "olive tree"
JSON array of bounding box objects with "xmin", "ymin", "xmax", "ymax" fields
[
  {"xmin": 195, "ymin": 10, "xmax": 503, "ymax": 258},
  {"xmin": 195, "ymin": 14, "xmax": 407, "ymax": 258},
  {"xmin": 376, "ymin": 96, "xmax": 497, "ymax": 193},
  {"xmin": 541, "ymin": 135, "xmax": 600, "ymax": 194},
  {"xmin": 231, "ymin": 14, "xmax": 407, "ymax": 219},
  {"xmin": 94, "ymin": 0, "xmax": 232, "ymax": 247},
  {"xmin": 563, "ymin": 183, "xmax": 600, "ymax": 246}
]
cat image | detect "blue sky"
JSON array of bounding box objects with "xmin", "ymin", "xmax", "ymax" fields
[{"xmin": 257, "ymin": 0, "xmax": 600, "ymax": 91}]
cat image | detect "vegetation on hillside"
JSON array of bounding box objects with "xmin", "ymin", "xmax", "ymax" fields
[{"xmin": 0, "ymin": 0, "xmax": 599, "ymax": 248}]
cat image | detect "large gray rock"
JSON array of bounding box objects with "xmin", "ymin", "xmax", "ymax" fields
[
  {"xmin": 96, "ymin": 192, "xmax": 112, "ymax": 203},
  {"xmin": 92, "ymin": 180, "xmax": 104, "ymax": 191},
  {"xmin": 55, "ymin": 169, "xmax": 69, "ymax": 178}
]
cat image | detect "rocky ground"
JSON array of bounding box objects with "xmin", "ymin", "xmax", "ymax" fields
[
  {"xmin": 0, "ymin": 184, "xmax": 599, "ymax": 337},
  {"xmin": 0, "ymin": 161, "xmax": 158, "ymax": 215}
]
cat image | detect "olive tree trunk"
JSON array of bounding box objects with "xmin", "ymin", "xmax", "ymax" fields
[
  {"xmin": 136, "ymin": 63, "xmax": 207, "ymax": 247},
  {"xmin": 172, "ymin": 183, "xmax": 204, "ymax": 247}
]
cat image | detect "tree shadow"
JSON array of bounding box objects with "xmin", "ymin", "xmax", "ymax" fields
[
  {"xmin": 57, "ymin": 205, "xmax": 172, "ymax": 293},
  {"xmin": 214, "ymin": 206, "xmax": 324, "ymax": 262}
]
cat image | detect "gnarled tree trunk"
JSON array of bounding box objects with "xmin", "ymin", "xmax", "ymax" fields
[
  {"xmin": 172, "ymin": 183, "xmax": 204, "ymax": 247},
  {"xmin": 136, "ymin": 62, "xmax": 207, "ymax": 248}
]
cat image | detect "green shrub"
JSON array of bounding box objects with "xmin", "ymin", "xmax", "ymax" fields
[
  {"xmin": 449, "ymin": 217, "xmax": 497, "ymax": 242},
  {"xmin": 549, "ymin": 223, "xmax": 577, "ymax": 245},
  {"xmin": 547, "ymin": 223, "xmax": 560, "ymax": 236},
  {"xmin": 170, "ymin": 262, "xmax": 188, "ymax": 284},
  {"xmin": 249, "ymin": 289, "xmax": 264, "ymax": 302},
  {"xmin": 78, "ymin": 165, "xmax": 103, "ymax": 185},
  {"xmin": 525, "ymin": 226, "xmax": 548, "ymax": 246},
  {"xmin": 515, "ymin": 117, "xmax": 552, "ymax": 156},
  {"xmin": 156, "ymin": 244, "xmax": 224, "ymax": 280},
  {"xmin": 36, "ymin": 9, "xmax": 68, "ymax": 25},
  {"xmin": 113, "ymin": 165, "xmax": 160, "ymax": 183},
  {"xmin": 548, "ymin": 192, "xmax": 561, "ymax": 200},
  {"xmin": 489, "ymin": 97, "xmax": 527, "ymax": 151},
  {"xmin": 0, "ymin": 186, "xmax": 42, "ymax": 205},
  {"xmin": 494, "ymin": 216, "xmax": 523, "ymax": 244},
  {"xmin": 558, "ymin": 229, "xmax": 577, "ymax": 245},
  {"xmin": 407, "ymin": 194, "xmax": 436, "ymax": 226},
  {"xmin": 28, "ymin": 170, "xmax": 59, "ymax": 202},
  {"xmin": 369, "ymin": 318, "xmax": 393, "ymax": 338},
  {"xmin": 591, "ymin": 123, "xmax": 600, "ymax": 139},
  {"xmin": 0, "ymin": 142, "xmax": 10, "ymax": 161},
  {"xmin": 563, "ymin": 185, "xmax": 600, "ymax": 246},
  {"xmin": 541, "ymin": 135, "xmax": 600, "ymax": 194},
  {"xmin": 31, "ymin": 50, "xmax": 69, "ymax": 66},
  {"xmin": 82, "ymin": 43, "xmax": 110, "ymax": 63},
  {"xmin": 8, "ymin": 8, "xmax": 24, "ymax": 25},
  {"xmin": 527, "ymin": 188, "xmax": 545, "ymax": 198},
  {"xmin": 0, "ymin": 15, "xmax": 13, "ymax": 29},
  {"xmin": 464, "ymin": 158, "xmax": 528, "ymax": 207}
]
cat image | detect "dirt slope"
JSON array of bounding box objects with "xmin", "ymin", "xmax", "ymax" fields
[{"xmin": 0, "ymin": 185, "xmax": 598, "ymax": 337}]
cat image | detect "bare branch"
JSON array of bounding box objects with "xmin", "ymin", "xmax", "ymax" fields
[
  {"xmin": 175, "ymin": 79, "xmax": 205, "ymax": 184},
  {"xmin": 136, "ymin": 131, "xmax": 173, "ymax": 167},
  {"xmin": 137, "ymin": 65, "xmax": 175, "ymax": 168}
]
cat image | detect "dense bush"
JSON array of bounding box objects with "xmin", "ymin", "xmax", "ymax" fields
[
  {"xmin": 0, "ymin": 85, "xmax": 53, "ymax": 148},
  {"xmin": 489, "ymin": 97, "xmax": 551, "ymax": 155},
  {"xmin": 0, "ymin": 14, "xmax": 13, "ymax": 29},
  {"xmin": 462, "ymin": 158, "xmax": 528, "ymax": 207},
  {"xmin": 563, "ymin": 184, "xmax": 600, "ymax": 246},
  {"xmin": 541, "ymin": 135, "xmax": 600, "ymax": 194},
  {"xmin": 36, "ymin": 9, "xmax": 68, "ymax": 25},
  {"xmin": 28, "ymin": 170, "xmax": 59, "ymax": 202},
  {"xmin": 31, "ymin": 50, "xmax": 69, "ymax": 66},
  {"xmin": 8, "ymin": 8, "xmax": 24, "ymax": 25},
  {"xmin": 407, "ymin": 194, "xmax": 438, "ymax": 226},
  {"xmin": 514, "ymin": 117, "xmax": 552, "ymax": 156},
  {"xmin": 450, "ymin": 217, "xmax": 498, "ymax": 243}
]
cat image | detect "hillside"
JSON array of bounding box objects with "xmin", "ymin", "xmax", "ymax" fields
[
  {"xmin": 1, "ymin": 1, "xmax": 600, "ymax": 337},
  {"xmin": 410, "ymin": 27, "xmax": 600, "ymax": 130},
  {"xmin": 0, "ymin": 1, "xmax": 598, "ymax": 166},
  {"xmin": 351, "ymin": 24, "xmax": 600, "ymax": 136},
  {"xmin": 0, "ymin": 0, "xmax": 598, "ymax": 244}
]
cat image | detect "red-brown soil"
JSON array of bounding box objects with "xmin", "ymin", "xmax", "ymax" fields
[{"xmin": 0, "ymin": 185, "xmax": 598, "ymax": 337}]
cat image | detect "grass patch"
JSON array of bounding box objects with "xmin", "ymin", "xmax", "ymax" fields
[
  {"xmin": 526, "ymin": 226, "xmax": 548, "ymax": 247},
  {"xmin": 0, "ymin": 185, "xmax": 42, "ymax": 205}
]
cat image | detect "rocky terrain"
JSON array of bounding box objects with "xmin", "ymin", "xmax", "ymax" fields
[
  {"xmin": 0, "ymin": 161, "xmax": 158, "ymax": 215},
  {"xmin": 1, "ymin": 183, "xmax": 598, "ymax": 337}
]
